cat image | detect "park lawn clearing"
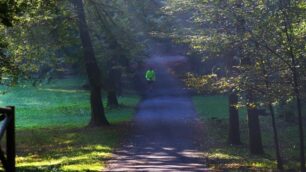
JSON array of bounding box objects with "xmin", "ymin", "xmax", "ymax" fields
[
  {"xmin": 0, "ymin": 77, "xmax": 140, "ymax": 171},
  {"xmin": 193, "ymin": 95, "xmax": 305, "ymax": 171}
]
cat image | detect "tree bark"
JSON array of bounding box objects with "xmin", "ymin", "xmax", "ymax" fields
[
  {"xmin": 259, "ymin": 54, "xmax": 283, "ymax": 170},
  {"xmin": 225, "ymin": 0, "xmax": 245, "ymax": 146},
  {"xmin": 268, "ymin": 104, "xmax": 283, "ymax": 170},
  {"xmin": 247, "ymin": 92, "xmax": 264, "ymax": 155},
  {"xmin": 228, "ymin": 92, "xmax": 241, "ymax": 145},
  {"xmin": 234, "ymin": 0, "xmax": 263, "ymax": 155},
  {"xmin": 74, "ymin": 0, "xmax": 109, "ymax": 126},
  {"xmin": 107, "ymin": 91, "xmax": 119, "ymax": 108},
  {"xmin": 106, "ymin": 61, "xmax": 120, "ymax": 108},
  {"xmin": 291, "ymin": 64, "xmax": 305, "ymax": 172},
  {"xmin": 295, "ymin": 88, "xmax": 305, "ymax": 172}
]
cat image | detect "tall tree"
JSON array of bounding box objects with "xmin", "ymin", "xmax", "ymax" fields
[
  {"xmin": 235, "ymin": 0, "xmax": 264, "ymax": 154},
  {"xmin": 279, "ymin": 0, "xmax": 305, "ymax": 170},
  {"xmin": 74, "ymin": 0, "xmax": 109, "ymax": 126},
  {"xmin": 88, "ymin": 3, "xmax": 123, "ymax": 107},
  {"xmin": 258, "ymin": 54, "xmax": 283, "ymax": 169}
]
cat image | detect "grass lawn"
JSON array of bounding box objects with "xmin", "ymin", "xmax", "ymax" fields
[
  {"xmin": 193, "ymin": 95, "xmax": 305, "ymax": 171},
  {"xmin": 0, "ymin": 77, "xmax": 140, "ymax": 171}
]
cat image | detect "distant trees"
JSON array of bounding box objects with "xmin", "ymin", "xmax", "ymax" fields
[
  {"xmin": 83, "ymin": 0, "xmax": 164, "ymax": 107},
  {"xmin": 85, "ymin": 0, "xmax": 142, "ymax": 108},
  {"xmin": 163, "ymin": 0, "xmax": 305, "ymax": 170},
  {"xmin": 1, "ymin": 0, "xmax": 154, "ymax": 126}
]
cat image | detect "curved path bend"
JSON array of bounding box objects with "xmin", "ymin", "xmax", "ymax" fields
[{"xmin": 105, "ymin": 55, "xmax": 208, "ymax": 171}]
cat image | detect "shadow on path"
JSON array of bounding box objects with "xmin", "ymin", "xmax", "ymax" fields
[{"xmin": 105, "ymin": 55, "xmax": 208, "ymax": 171}]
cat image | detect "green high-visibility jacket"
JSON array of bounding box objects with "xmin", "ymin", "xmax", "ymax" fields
[{"xmin": 145, "ymin": 70, "xmax": 156, "ymax": 81}]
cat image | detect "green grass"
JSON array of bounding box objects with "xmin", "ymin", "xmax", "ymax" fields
[
  {"xmin": 16, "ymin": 127, "xmax": 117, "ymax": 172},
  {"xmin": 0, "ymin": 78, "xmax": 139, "ymax": 128},
  {"xmin": 0, "ymin": 77, "xmax": 140, "ymax": 171},
  {"xmin": 193, "ymin": 95, "xmax": 247, "ymax": 120},
  {"xmin": 193, "ymin": 95, "xmax": 306, "ymax": 171}
]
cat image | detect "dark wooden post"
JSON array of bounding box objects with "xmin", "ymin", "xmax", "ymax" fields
[{"xmin": 6, "ymin": 106, "xmax": 15, "ymax": 172}]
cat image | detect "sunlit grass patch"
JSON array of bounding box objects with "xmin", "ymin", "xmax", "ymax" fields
[
  {"xmin": 61, "ymin": 162, "xmax": 102, "ymax": 171},
  {"xmin": 207, "ymin": 152, "xmax": 241, "ymax": 160},
  {"xmin": 204, "ymin": 142, "xmax": 276, "ymax": 170},
  {"xmin": 15, "ymin": 127, "xmax": 125, "ymax": 171}
]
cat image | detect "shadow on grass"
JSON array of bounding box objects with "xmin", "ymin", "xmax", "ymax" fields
[
  {"xmin": 204, "ymin": 148, "xmax": 276, "ymax": 171},
  {"xmin": 14, "ymin": 125, "xmax": 129, "ymax": 172},
  {"xmin": 193, "ymin": 95, "xmax": 304, "ymax": 171},
  {"xmin": 202, "ymin": 119, "xmax": 277, "ymax": 171},
  {"xmin": 202, "ymin": 118, "xmax": 306, "ymax": 171}
]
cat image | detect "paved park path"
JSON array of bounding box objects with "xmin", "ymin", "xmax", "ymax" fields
[{"xmin": 105, "ymin": 55, "xmax": 208, "ymax": 171}]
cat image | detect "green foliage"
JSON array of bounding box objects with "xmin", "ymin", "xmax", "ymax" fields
[
  {"xmin": 0, "ymin": 0, "xmax": 167, "ymax": 89},
  {"xmin": 0, "ymin": 0, "xmax": 20, "ymax": 26},
  {"xmin": 0, "ymin": 0, "xmax": 81, "ymax": 87},
  {"xmin": 163, "ymin": 0, "xmax": 306, "ymax": 108}
]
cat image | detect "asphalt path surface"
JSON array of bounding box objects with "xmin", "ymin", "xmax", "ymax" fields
[{"xmin": 105, "ymin": 55, "xmax": 208, "ymax": 171}]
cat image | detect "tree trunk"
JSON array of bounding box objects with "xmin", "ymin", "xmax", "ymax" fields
[
  {"xmin": 89, "ymin": 86, "xmax": 109, "ymax": 126},
  {"xmin": 74, "ymin": 0, "xmax": 109, "ymax": 126},
  {"xmin": 292, "ymin": 72, "xmax": 305, "ymax": 171},
  {"xmin": 281, "ymin": 2, "xmax": 305, "ymax": 167},
  {"xmin": 268, "ymin": 104, "xmax": 283, "ymax": 170},
  {"xmin": 282, "ymin": 4, "xmax": 305, "ymax": 168},
  {"xmin": 259, "ymin": 54, "xmax": 283, "ymax": 170},
  {"xmin": 106, "ymin": 61, "xmax": 120, "ymax": 108},
  {"xmin": 234, "ymin": 0, "xmax": 263, "ymax": 154},
  {"xmin": 225, "ymin": 0, "xmax": 245, "ymax": 146},
  {"xmin": 107, "ymin": 91, "xmax": 119, "ymax": 108},
  {"xmin": 247, "ymin": 92, "xmax": 264, "ymax": 155},
  {"xmin": 228, "ymin": 92, "xmax": 241, "ymax": 145}
]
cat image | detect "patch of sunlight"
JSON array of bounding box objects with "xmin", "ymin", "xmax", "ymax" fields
[
  {"xmin": 16, "ymin": 155, "xmax": 38, "ymax": 161},
  {"xmin": 17, "ymin": 156, "xmax": 63, "ymax": 167},
  {"xmin": 208, "ymin": 152, "xmax": 241, "ymax": 160},
  {"xmin": 223, "ymin": 163, "xmax": 243, "ymax": 168},
  {"xmin": 39, "ymin": 88, "xmax": 86, "ymax": 93},
  {"xmin": 62, "ymin": 140, "xmax": 74, "ymax": 144},
  {"xmin": 162, "ymin": 147, "xmax": 175, "ymax": 151},
  {"xmin": 16, "ymin": 147, "xmax": 112, "ymax": 170},
  {"xmin": 251, "ymin": 161, "xmax": 274, "ymax": 168},
  {"xmin": 82, "ymin": 145, "xmax": 112, "ymax": 151},
  {"xmin": 61, "ymin": 162, "xmax": 102, "ymax": 171}
]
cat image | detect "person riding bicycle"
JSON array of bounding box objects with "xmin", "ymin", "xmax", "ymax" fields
[{"xmin": 145, "ymin": 67, "xmax": 156, "ymax": 85}]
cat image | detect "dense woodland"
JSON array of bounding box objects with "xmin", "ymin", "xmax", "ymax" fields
[{"xmin": 0, "ymin": 0, "xmax": 305, "ymax": 171}]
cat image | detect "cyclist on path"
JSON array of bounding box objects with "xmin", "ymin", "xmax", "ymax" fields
[{"xmin": 145, "ymin": 67, "xmax": 156, "ymax": 90}]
